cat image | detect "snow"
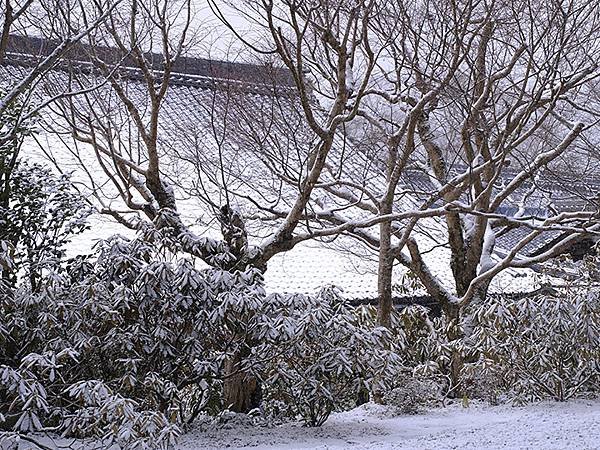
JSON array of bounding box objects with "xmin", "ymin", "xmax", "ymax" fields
[
  {"xmin": 176, "ymin": 399, "xmax": 600, "ymax": 450},
  {"xmin": 20, "ymin": 131, "xmax": 542, "ymax": 300},
  {"xmin": 3, "ymin": 59, "xmax": 549, "ymax": 302}
]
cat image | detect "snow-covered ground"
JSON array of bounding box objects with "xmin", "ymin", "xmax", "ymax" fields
[{"xmin": 176, "ymin": 399, "xmax": 600, "ymax": 450}]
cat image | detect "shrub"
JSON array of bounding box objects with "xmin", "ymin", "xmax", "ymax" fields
[
  {"xmin": 389, "ymin": 273, "xmax": 600, "ymax": 405},
  {"xmin": 470, "ymin": 286, "xmax": 600, "ymax": 402},
  {"xmin": 384, "ymin": 376, "xmax": 443, "ymax": 414},
  {"xmin": 0, "ymin": 228, "xmax": 266, "ymax": 448},
  {"xmin": 391, "ymin": 305, "xmax": 462, "ymax": 395},
  {"xmin": 1, "ymin": 228, "xmax": 407, "ymax": 446},
  {"xmin": 0, "ymin": 162, "xmax": 90, "ymax": 289},
  {"xmin": 0, "ymin": 90, "xmax": 89, "ymax": 290},
  {"xmin": 248, "ymin": 288, "xmax": 403, "ymax": 426}
]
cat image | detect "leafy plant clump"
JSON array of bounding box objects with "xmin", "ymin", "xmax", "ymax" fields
[
  {"xmin": 0, "ymin": 229, "xmax": 407, "ymax": 446},
  {"xmin": 249, "ymin": 288, "xmax": 403, "ymax": 426},
  {"xmin": 469, "ymin": 287, "xmax": 600, "ymax": 403}
]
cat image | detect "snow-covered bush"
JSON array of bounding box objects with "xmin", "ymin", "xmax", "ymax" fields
[
  {"xmin": 395, "ymin": 305, "xmax": 443, "ymax": 370},
  {"xmin": 390, "ymin": 285, "xmax": 599, "ymax": 405},
  {"xmin": 391, "ymin": 305, "xmax": 466, "ymax": 393},
  {"xmin": 248, "ymin": 288, "xmax": 403, "ymax": 426},
  {"xmin": 0, "ymin": 224, "xmax": 270, "ymax": 447},
  {"xmin": 459, "ymin": 358, "xmax": 504, "ymax": 405},
  {"xmin": 0, "ymin": 162, "xmax": 90, "ymax": 289},
  {"xmin": 0, "ymin": 92, "xmax": 89, "ymax": 291},
  {"xmin": 470, "ymin": 286, "xmax": 600, "ymax": 402},
  {"xmin": 3, "ymin": 207, "xmax": 411, "ymax": 440},
  {"xmin": 384, "ymin": 375, "xmax": 443, "ymax": 414}
]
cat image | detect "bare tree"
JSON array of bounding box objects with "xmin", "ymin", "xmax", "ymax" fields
[
  {"xmin": 374, "ymin": 0, "xmax": 600, "ymax": 346},
  {"xmin": 0, "ymin": 1, "xmax": 122, "ymax": 116},
  {"xmin": 32, "ymin": 0, "xmax": 394, "ymax": 411},
  {"xmin": 21, "ymin": 0, "xmax": 600, "ymax": 401},
  {"xmin": 209, "ymin": 0, "xmax": 600, "ymax": 389},
  {"xmin": 1, "ymin": 0, "xmax": 122, "ymax": 219}
]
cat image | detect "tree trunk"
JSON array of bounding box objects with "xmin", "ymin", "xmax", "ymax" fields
[
  {"xmin": 377, "ymin": 219, "xmax": 393, "ymax": 328},
  {"xmin": 442, "ymin": 301, "xmax": 464, "ymax": 397},
  {"xmin": 219, "ymin": 207, "xmax": 261, "ymax": 412},
  {"xmin": 222, "ymin": 351, "xmax": 259, "ymax": 413}
]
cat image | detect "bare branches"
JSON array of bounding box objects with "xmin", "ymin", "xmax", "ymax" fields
[
  {"xmin": 0, "ymin": 0, "xmax": 35, "ymax": 64},
  {"xmin": 208, "ymin": 0, "xmax": 600, "ymax": 312},
  {"xmin": 6, "ymin": 0, "xmax": 597, "ymax": 308},
  {"xmin": 0, "ymin": 1, "xmax": 124, "ymax": 117}
]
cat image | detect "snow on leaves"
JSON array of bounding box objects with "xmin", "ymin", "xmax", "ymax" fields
[{"xmin": 249, "ymin": 288, "xmax": 403, "ymax": 426}]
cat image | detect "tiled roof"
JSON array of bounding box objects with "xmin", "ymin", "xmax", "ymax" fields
[
  {"xmin": 2, "ymin": 34, "xmax": 295, "ymax": 97},
  {"xmin": 2, "ymin": 36, "xmax": 592, "ymax": 299}
]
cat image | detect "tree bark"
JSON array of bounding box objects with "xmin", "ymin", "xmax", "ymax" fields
[
  {"xmin": 222, "ymin": 351, "xmax": 259, "ymax": 413},
  {"xmin": 441, "ymin": 301, "xmax": 464, "ymax": 396},
  {"xmin": 377, "ymin": 219, "xmax": 393, "ymax": 328}
]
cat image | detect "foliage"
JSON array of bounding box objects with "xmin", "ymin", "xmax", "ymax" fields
[
  {"xmin": 0, "ymin": 87, "xmax": 35, "ymax": 164},
  {"xmin": 247, "ymin": 289, "xmax": 403, "ymax": 426},
  {"xmin": 387, "ymin": 285, "xmax": 600, "ymax": 405},
  {"xmin": 0, "ymin": 162, "xmax": 90, "ymax": 288},
  {"xmin": 0, "ymin": 226, "xmax": 262, "ymax": 448},
  {"xmin": 0, "ymin": 90, "xmax": 89, "ymax": 290},
  {"xmin": 469, "ymin": 285, "xmax": 600, "ymax": 402},
  {"xmin": 2, "ymin": 231, "xmax": 600, "ymax": 448},
  {"xmin": 0, "ymin": 228, "xmax": 406, "ymax": 447},
  {"xmin": 389, "ymin": 305, "xmax": 465, "ymax": 394},
  {"xmin": 384, "ymin": 376, "xmax": 442, "ymax": 414}
]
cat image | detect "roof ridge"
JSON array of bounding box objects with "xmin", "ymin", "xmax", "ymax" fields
[{"xmin": 3, "ymin": 34, "xmax": 296, "ymax": 93}]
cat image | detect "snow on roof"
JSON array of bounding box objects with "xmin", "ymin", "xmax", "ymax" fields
[
  {"xmin": 2, "ymin": 34, "xmax": 295, "ymax": 93},
  {"xmin": 264, "ymin": 237, "xmax": 542, "ymax": 299},
  {"xmin": 0, "ymin": 36, "xmax": 577, "ymax": 300}
]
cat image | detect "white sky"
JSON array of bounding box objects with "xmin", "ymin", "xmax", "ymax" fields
[{"xmin": 188, "ymin": 1, "xmax": 265, "ymax": 62}]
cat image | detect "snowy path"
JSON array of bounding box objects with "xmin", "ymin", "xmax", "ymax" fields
[{"xmin": 177, "ymin": 399, "xmax": 600, "ymax": 450}]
